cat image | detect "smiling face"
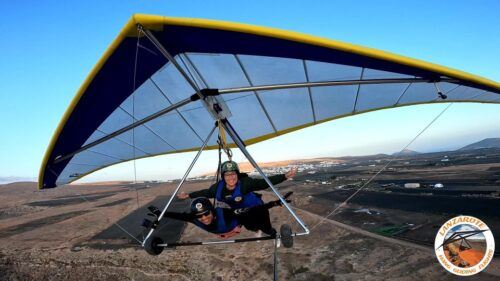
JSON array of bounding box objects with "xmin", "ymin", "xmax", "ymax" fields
[
  {"xmin": 196, "ymin": 211, "xmax": 214, "ymax": 225},
  {"xmin": 223, "ymin": 171, "xmax": 238, "ymax": 190}
]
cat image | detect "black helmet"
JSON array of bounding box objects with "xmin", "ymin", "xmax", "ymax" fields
[
  {"xmin": 190, "ymin": 197, "xmax": 213, "ymax": 216},
  {"xmin": 221, "ymin": 160, "xmax": 239, "ymax": 175}
]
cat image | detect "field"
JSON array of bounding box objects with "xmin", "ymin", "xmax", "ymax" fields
[{"xmin": 1, "ymin": 148, "xmax": 500, "ymax": 280}]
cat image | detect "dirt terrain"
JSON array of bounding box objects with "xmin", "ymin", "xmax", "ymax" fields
[
  {"xmin": 444, "ymin": 242, "xmax": 486, "ymax": 268},
  {"xmin": 0, "ymin": 180, "xmax": 499, "ymax": 280}
]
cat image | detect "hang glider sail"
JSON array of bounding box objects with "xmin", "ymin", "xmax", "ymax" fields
[{"xmin": 39, "ymin": 14, "xmax": 500, "ymax": 189}]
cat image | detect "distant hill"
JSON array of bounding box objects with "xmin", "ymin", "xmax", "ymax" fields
[
  {"xmin": 339, "ymin": 153, "xmax": 389, "ymax": 159},
  {"xmin": 0, "ymin": 177, "xmax": 36, "ymax": 185},
  {"xmin": 459, "ymin": 138, "xmax": 500, "ymax": 151},
  {"xmin": 392, "ymin": 149, "xmax": 420, "ymax": 156},
  {"xmin": 238, "ymin": 158, "xmax": 344, "ymax": 173},
  {"xmin": 199, "ymin": 158, "xmax": 344, "ymax": 176}
]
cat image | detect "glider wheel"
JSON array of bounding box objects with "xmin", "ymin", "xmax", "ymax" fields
[
  {"xmin": 144, "ymin": 236, "xmax": 164, "ymax": 256},
  {"xmin": 280, "ymin": 224, "xmax": 293, "ymax": 248}
]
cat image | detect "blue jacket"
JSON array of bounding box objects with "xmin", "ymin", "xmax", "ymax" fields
[
  {"xmin": 215, "ymin": 180, "xmax": 264, "ymax": 209},
  {"xmin": 192, "ymin": 207, "xmax": 240, "ymax": 234}
]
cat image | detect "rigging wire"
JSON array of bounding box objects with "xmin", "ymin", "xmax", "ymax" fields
[
  {"xmin": 74, "ymin": 192, "xmax": 143, "ymax": 244},
  {"xmin": 213, "ymin": 120, "xmax": 234, "ymax": 185},
  {"xmin": 67, "ymin": 28, "xmax": 149, "ymax": 246},
  {"xmin": 309, "ymin": 102, "xmax": 454, "ymax": 231},
  {"xmin": 218, "ymin": 120, "xmax": 233, "ymax": 161},
  {"xmin": 131, "ymin": 27, "xmax": 141, "ymax": 211},
  {"xmin": 215, "ymin": 138, "xmax": 223, "ymax": 183},
  {"xmin": 132, "ymin": 28, "xmax": 145, "ymax": 241},
  {"xmin": 210, "ymin": 137, "xmax": 223, "ymax": 207}
]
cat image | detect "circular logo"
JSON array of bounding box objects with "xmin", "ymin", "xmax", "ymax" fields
[
  {"xmin": 195, "ymin": 203, "xmax": 203, "ymax": 211},
  {"xmin": 435, "ymin": 215, "xmax": 495, "ymax": 276},
  {"xmin": 234, "ymin": 196, "xmax": 242, "ymax": 202}
]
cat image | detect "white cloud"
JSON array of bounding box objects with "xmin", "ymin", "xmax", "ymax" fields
[{"xmin": 445, "ymin": 224, "xmax": 486, "ymax": 240}]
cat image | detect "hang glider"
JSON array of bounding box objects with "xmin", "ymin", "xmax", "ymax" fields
[
  {"xmin": 437, "ymin": 229, "xmax": 488, "ymax": 250},
  {"xmin": 39, "ymin": 14, "xmax": 500, "ymax": 189}
]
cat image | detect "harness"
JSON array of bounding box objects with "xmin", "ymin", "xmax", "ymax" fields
[
  {"xmin": 215, "ymin": 180, "xmax": 263, "ymax": 209},
  {"xmin": 192, "ymin": 208, "xmax": 240, "ymax": 234}
]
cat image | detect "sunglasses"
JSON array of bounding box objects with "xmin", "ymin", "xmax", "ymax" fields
[{"xmin": 195, "ymin": 211, "xmax": 211, "ymax": 218}]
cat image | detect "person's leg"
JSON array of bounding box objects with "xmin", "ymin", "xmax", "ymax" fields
[
  {"xmin": 241, "ymin": 208, "xmax": 276, "ymax": 236},
  {"xmin": 237, "ymin": 192, "xmax": 294, "ymax": 236}
]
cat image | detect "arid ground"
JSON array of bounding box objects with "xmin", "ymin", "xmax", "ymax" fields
[{"xmin": 0, "ymin": 178, "xmax": 499, "ymax": 280}]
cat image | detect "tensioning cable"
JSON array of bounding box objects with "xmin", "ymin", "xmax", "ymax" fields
[
  {"xmin": 131, "ymin": 27, "xmax": 141, "ymax": 212},
  {"xmin": 75, "ymin": 192, "xmax": 143, "ymax": 244},
  {"xmin": 218, "ymin": 120, "xmax": 233, "ymax": 161},
  {"xmin": 68, "ymin": 31, "xmax": 150, "ymax": 246},
  {"xmin": 310, "ymin": 102, "xmax": 454, "ymax": 231}
]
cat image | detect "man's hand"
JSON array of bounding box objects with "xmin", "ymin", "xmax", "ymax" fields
[
  {"xmin": 177, "ymin": 192, "xmax": 190, "ymax": 200},
  {"xmin": 285, "ymin": 167, "xmax": 298, "ymax": 179}
]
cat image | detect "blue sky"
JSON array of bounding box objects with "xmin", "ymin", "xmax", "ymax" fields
[{"xmin": 0, "ymin": 0, "xmax": 499, "ymax": 182}]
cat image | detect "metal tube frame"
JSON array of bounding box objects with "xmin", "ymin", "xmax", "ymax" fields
[
  {"xmin": 54, "ymin": 97, "xmax": 192, "ymax": 164},
  {"xmin": 149, "ymin": 223, "xmax": 305, "ymax": 249},
  {"xmin": 219, "ymin": 77, "xmax": 457, "ymax": 94},
  {"xmin": 155, "ymin": 232, "xmax": 305, "ymax": 248},
  {"xmin": 273, "ymin": 236, "xmax": 279, "ymax": 281},
  {"xmin": 138, "ymin": 24, "xmax": 204, "ymax": 101},
  {"xmin": 142, "ymin": 124, "xmax": 217, "ymax": 246},
  {"xmin": 221, "ymin": 119, "xmax": 310, "ymax": 235},
  {"xmin": 234, "ymin": 54, "xmax": 278, "ymax": 133},
  {"xmin": 157, "ymin": 235, "xmax": 276, "ymax": 247}
]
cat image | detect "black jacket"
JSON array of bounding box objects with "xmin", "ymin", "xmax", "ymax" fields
[{"xmin": 188, "ymin": 173, "xmax": 287, "ymax": 199}]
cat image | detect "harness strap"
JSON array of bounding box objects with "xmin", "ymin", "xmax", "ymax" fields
[{"xmin": 217, "ymin": 119, "xmax": 233, "ymax": 161}]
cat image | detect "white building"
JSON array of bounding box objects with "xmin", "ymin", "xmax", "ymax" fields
[{"xmin": 404, "ymin": 183, "xmax": 420, "ymax": 188}]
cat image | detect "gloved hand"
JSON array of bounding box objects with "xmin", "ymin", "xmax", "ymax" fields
[{"xmin": 271, "ymin": 191, "xmax": 293, "ymax": 207}]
